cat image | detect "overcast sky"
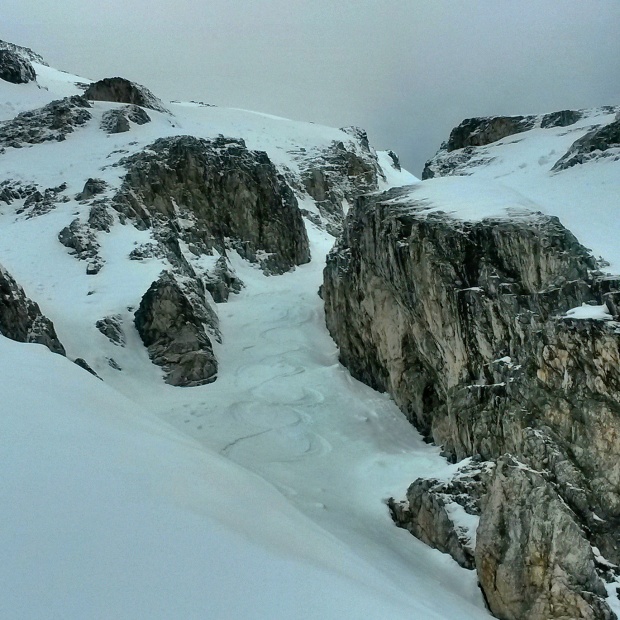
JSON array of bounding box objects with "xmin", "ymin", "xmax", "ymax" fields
[{"xmin": 3, "ymin": 1, "xmax": 619, "ymax": 175}]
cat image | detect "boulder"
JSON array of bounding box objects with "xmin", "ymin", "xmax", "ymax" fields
[{"xmin": 134, "ymin": 271, "xmax": 219, "ymax": 387}]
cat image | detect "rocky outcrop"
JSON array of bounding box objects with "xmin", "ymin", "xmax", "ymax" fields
[
  {"xmin": 291, "ymin": 126, "xmax": 386, "ymax": 234},
  {"xmin": 477, "ymin": 456, "xmax": 613, "ymax": 620},
  {"xmin": 134, "ymin": 271, "xmax": 219, "ymax": 387},
  {"xmin": 100, "ymin": 105, "xmax": 151, "ymax": 134},
  {"xmin": 0, "ymin": 39, "xmax": 47, "ymax": 66},
  {"xmin": 0, "ymin": 264, "xmax": 65, "ymax": 354},
  {"xmin": 76, "ymin": 178, "xmax": 108, "ymax": 202},
  {"xmin": 324, "ymin": 186, "xmax": 620, "ymax": 618},
  {"xmin": 84, "ymin": 77, "xmax": 168, "ymax": 113},
  {"xmin": 389, "ymin": 458, "xmax": 492, "ymax": 570},
  {"xmin": 540, "ymin": 109, "xmax": 582, "ymax": 129},
  {"xmin": 552, "ymin": 116, "xmax": 620, "ymax": 171},
  {"xmin": 422, "ymin": 107, "xmax": 620, "ymax": 180},
  {"xmin": 1, "ymin": 182, "xmax": 69, "ymax": 218},
  {"xmin": 95, "ymin": 315, "xmax": 125, "ymax": 346},
  {"xmin": 58, "ymin": 218, "xmax": 103, "ymax": 274},
  {"xmin": 0, "ymin": 95, "xmax": 92, "ymax": 148},
  {"xmin": 445, "ymin": 115, "xmax": 536, "ymax": 152},
  {"xmin": 204, "ymin": 256, "xmax": 244, "ymax": 303},
  {"xmin": 0, "ymin": 49, "xmax": 36, "ymax": 84},
  {"xmin": 113, "ymin": 135, "xmax": 310, "ymax": 274}
]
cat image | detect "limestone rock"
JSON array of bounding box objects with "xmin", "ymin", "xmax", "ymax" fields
[
  {"xmin": 76, "ymin": 178, "xmax": 108, "ymax": 201},
  {"xmin": 0, "ymin": 49, "xmax": 36, "ymax": 84},
  {"xmin": 204, "ymin": 256, "xmax": 244, "ymax": 303},
  {"xmin": 0, "ymin": 95, "xmax": 92, "ymax": 148},
  {"xmin": 476, "ymin": 456, "xmax": 613, "ymax": 620},
  {"xmin": 294, "ymin": 127, "xmax": 386, "ymax": 234},
  {"xmin": 13, "ymin": 183, "xmax": 68, "ymax": 218},
  {"xmin": 100, "ymin": 105, "xmax": 151, "ymax": 134},
  {"xmin": 0, "ymin": 39, "xmax": 47, "ymax": 66},
  {"xmin": 540, "ymin": 109, "xmax": 582, "ymax": 129},
  {"xmin": 134, "ymin": 271, "xmax": 219, "ymax": 387},
  {"xmin": 113, "ymin": 135, "xmax": 310, "ymax": 274},
  {"xmin": 58, "ymin": 218, "xmax": 103, "ymax": 274},
  {"xmin": 445, "ymin": 115, "xmax": 536, "ymax": 152},
  {"xmin": 0, "ymin": 263, "xmax": 65, "ymax": 355},
  {"xmin": 552, "ymin": 116, "xmax": 620, "ymax": 171},
  {"xmin": 324, "ymin": 185, "xmax": 620, "ymax": 617},
  {"xmin": 84, "ymin": 77, "xmax": 169, "ymax": 113},
  {"xmin": 422, "ymin": 107, "xmax": 620, "ymax": 180},
  {"xmin": 95, "ymin": 314, "xmax": 125, "ymax": 346},
  {"xmin": 390, "ymin": 459, "xmax": 492, "ymax": 570}
]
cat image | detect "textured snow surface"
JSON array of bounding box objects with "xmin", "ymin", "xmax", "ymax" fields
[
  {"xmin": 420, "ymin": 108, "xmax": 620, "ymax": 274},
  {"xmin": 0, "ymin": 64, "xmax": 490, "ymax": 619}
]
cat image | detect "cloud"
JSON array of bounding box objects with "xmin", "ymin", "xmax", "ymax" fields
[{"xmin": 2, "ymin": 0, "xmax": 619, "ymax": 175}]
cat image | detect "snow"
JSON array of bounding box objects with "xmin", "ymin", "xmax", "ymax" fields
[
  {"xmin": 563, "ymin": 303, "xmax": 613, "ymax": 321},
  {"xmin": 393, "ymin": 176, "xmax": 540, "ymax": 221},
  {"xmin": 422, "ymin": 108, "xmax": 620, "ymax": 273},
  {"xmin": 0, "ymin": 64, "xmax": 492, "ymax": 618}
]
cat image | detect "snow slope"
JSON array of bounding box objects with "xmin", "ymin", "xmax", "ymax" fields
[
  {"xmin": 420, "ymin": 108, "xmax": 620, "ymax": 273},
  {"xmin": 0, "ymin": 59, "xmax": 493, "ymax": 618}
]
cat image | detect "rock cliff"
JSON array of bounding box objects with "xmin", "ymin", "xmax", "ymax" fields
[
  {"xmin": 324, "ymin": 182, "xmax": 620, "ymax": 619},
  {"xmin": 112, "ymin": 135, "xmax": 311, "ymax": 274},
  {"xmin": 0, "ymin": 264, "xmax": 65, "ymax": 355}
]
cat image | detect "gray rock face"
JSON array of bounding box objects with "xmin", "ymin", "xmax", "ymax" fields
[
  {"xmin": 540, "ymin": 109, "xmax": 582, "ymax": 129},
  {"xmin": 134, "ymin": 271, "xmax": 219, "ymax": 387},
  {"xmin": 0, "ymin": 49, "xmax": 36, "ymax": 84},
  {"xmin": 291, "ymin": 126, "xmax": 386, "ymax": 235},
  {"xmin": 95, "ymin": 315, "xmax": 125, "ymax": 346},
  {"xmin": 113, "ymin": 135, "xmax": 310, "ymax": 274},
  {"xmin": 58, "ymin": 218, "xmax": 102, "ymax": 274},
  {"xmin": 323, "ymin": 187, "xmax": 620, "ymax": 618},
  {"xmin": 84, "ymin": 77, "xmax": 169, "ymax": 113},
  {"xmin": 477, "ymin": 456, "xmax": 612, "ymax": 620},
  {"xmin": 422, "ymin": 107, "xmax": 620, "ymax": 180},
  {"xmin": 0, "ymin": 264, "xmax": 65, "ymax": 355},
  {"xmin": 0, "ymin": 39, "xmax": 47, "ymax": 66},
  {"xmin": 76, "ymin": 178, "xmax": 108, "ymax": 202},
  {"xmin": 445, "ymin": 115, "xmax": 536, "ymax": 152},
  {"xmin": 100, "ymin": 105, "xmax": 151, "ymax": 134},
  {"xmin": 552, "ymin": 117, "xmax": 620, "ymax": 171},
  {"xmin": 0, "ymin": 95, "xmax": 92, "ymax": 148},
  {"xmin": 204, "ymin": 256, "xmax": 244, "ymax": 303}
]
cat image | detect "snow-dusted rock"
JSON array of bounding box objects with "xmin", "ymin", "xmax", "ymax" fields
[
  {"xmin": 552, "ymin": 115, "xmax": 620, "ymax": 171},
  {"xmin": 0, "ymin": 95, "xmax": 92, "ymax": 148},
  {"xmin": 112, "ymin": 135, "xmax": 311, "ymax": 274},
  {"xmin": 84, "ymin": 77, "xmax": 169, "ymax": 114},
  {"xmin": 134, "ymin": 271, "xmax": 219, "ymax": 387},
  {"xmin": 293, "ymin": 126, "xmax": 386, "ymax": 235},
  {"xmin": 0, "ymin": 49, "xmax": 36, "ymax": 84},
  {"xmin": 477, "ymin": 456, "xmax": 612, "ymax": 620},
  {"xmin": 0, "ymin": 264, "xmax": 65, "ymax": 355},
  {"xmin": 100, "ymin": 104, "xmax": 151, "ymax": 134}
]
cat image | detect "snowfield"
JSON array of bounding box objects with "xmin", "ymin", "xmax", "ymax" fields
[
  {"xmin": 0, "ymin": 61, "xmax": 491, "ymax": 619},
  {"xmin": 1, "ymin": 52, "xmax": 618, "ymax": 619}
]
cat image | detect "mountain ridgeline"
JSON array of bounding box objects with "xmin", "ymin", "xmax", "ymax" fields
[{"xmin": 1, "ymin": 37, "xmax": 620, "ymax": 620}]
